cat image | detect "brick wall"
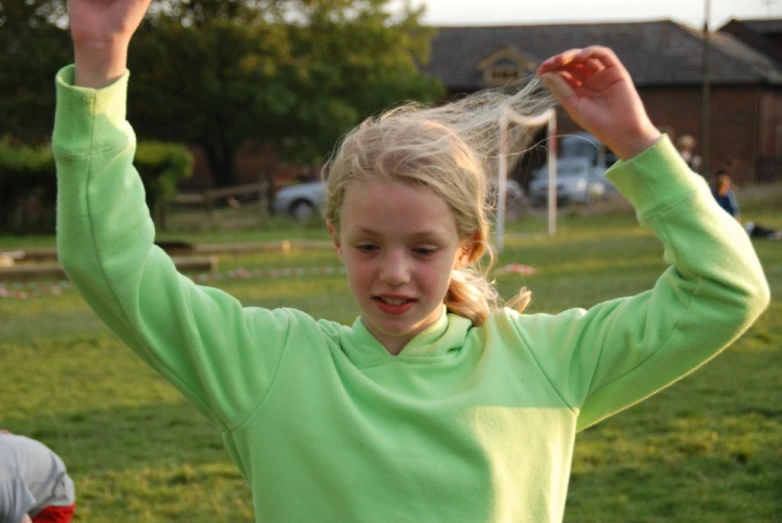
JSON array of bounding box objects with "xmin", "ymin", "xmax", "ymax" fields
[
  {"xmin": 557, "ymin": 85, "xmax": 765, "ymax": 183},
  {"xmin": 183, "ymin": 84, "xmax": 778, "ymax": 190},
  {"xmin": 760, "ymin": 90, "xmax": 782, "ymax": 156}
]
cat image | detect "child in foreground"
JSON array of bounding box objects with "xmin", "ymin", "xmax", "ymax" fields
[{"xmin": 54, "ymin": 0, "xmax": 770, "ymax": 521}]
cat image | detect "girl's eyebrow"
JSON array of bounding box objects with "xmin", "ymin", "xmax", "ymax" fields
[{"xmin": 352, "ymin": 226, "xmax": 446, "ymax": 240}]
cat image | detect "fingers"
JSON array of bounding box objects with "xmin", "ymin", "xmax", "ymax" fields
[
  {"xmin": 541, "ymin": 73, "xmax": 575, "ymax": 104},
  {"xmin": 574, "ymin": 46, "xmax": 621, "ymax": 68},
  {"xmin": 563, "ymin": 64, "xmax": 591, "ymax": 85},
  {"xmin": 537, "ymin": 46, "xmax": 620, "ymax": 76},
  {"xmin": 582, "ymin": 58, "xmax": 606, "ymax": 74},
  {"xmin": 537, "ymin": 48, "xmax": 582, "ymax": 75}
]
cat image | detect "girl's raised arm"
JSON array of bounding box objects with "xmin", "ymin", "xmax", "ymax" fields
[
  {"xmin": 55, "ymin": 0, "xmax": 299, "ymax": 432},
  {"xmin": 513, "ymin": 47, "xmax": 771, "ymax": 429}
]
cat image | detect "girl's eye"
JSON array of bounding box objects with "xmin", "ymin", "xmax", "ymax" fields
[
  {"xmin": 413, "ymin": 246, "xmax": 437, "ymax": 256},
  {"xmin": 355, "ymin": 243, "xmax": 378, "ymax": 253}
]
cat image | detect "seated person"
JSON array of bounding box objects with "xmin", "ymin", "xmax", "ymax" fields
[
  {"xmin": 711, "ymin": 172, "xmax": 780, "ymax": 240},
  {"xmin": 0, "ymin": 431, "xmax": 76, "ymax": 523},
  {"xmin": 745, "ymin": 221, "xmax": 782, "ymax": 241},
  {"xmin": 711, "ymin": 170, "xmax": 740, "ymax": 220}
]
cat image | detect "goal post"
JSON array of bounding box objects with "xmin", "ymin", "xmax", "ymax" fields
[{"xmin": 496, "ymin": 108, "xmax": 557, "ymax": 253}]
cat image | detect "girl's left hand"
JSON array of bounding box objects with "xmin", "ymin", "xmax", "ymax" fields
[{"xmin": 537, "ymin": 46, "xmax": 661, "ymax": 160}]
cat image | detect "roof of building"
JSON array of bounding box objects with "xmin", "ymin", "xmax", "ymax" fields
[
  {"xmin": 738, "ymin": 18, "xmax": 782, "ymax": 35},
  {"xmin": 422, "ymin": 20, "xmax": 782, "ymax": 90},
  {"xmin": 718, "ymin": 18, "xmax": 782, "ymax": 66}
]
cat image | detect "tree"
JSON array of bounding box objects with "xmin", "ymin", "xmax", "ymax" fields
[
  {"xmin": 127, "ymin": 0, "xmax": 441, "ymax": 187},
  {"xmin": 0, "ymin": 0, "xmax": 70, "ymax": 143}
]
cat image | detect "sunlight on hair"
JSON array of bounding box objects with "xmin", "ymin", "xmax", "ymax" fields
[{"xmin": 323, "ymin": 78, "xmax": 555, "ymax": 325}]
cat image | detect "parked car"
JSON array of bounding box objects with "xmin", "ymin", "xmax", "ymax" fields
[
  {"xmin": 273, "ymin": 177, "xmax": 523, "ymax": 221},
  {"xmin": 488, "ymin": 177, "xmax": 525, "ymax": 208},
  {"xmin": 529, "ymin": 157, "xmax": 615, "ymax": 206},
  {"xmin": 272, "ymin": 181, "xmax": 326, "ymax": 221},
  {"xmin": 559, "ymin": 132, "xmax": 618, "ymax": 170}
]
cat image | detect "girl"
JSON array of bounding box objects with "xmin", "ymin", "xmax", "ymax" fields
[{"xmin": 55, "ymin": 0, "xmax": 769, "ymax": 521}]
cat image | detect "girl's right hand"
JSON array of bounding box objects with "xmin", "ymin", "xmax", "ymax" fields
[
  {"xmin": 68, "ymin": 0, "xmax": 153, "ymax": 88},
  {"xmin": 537, "ymin": 47, "xmax": 661, "ymax": 161}
]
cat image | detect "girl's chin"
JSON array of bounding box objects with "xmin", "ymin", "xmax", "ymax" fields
[
  {"xmin": 362, "ymin": 302, "xmax": 442, "ymax": 339},
  {"xmin": 369, "ymin": 316, "xmax": 432, "ymax": 339}
]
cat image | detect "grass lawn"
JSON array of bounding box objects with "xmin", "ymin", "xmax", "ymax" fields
[{"xmin": 1, "ymin": 207, "xmax": 780, "ymax": 522}]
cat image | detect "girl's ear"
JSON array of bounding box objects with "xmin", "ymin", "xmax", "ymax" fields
[
  {"xmin": 454, "ymin": 232, "xmax": 480, "ymax": 269},
  {"xmin": 327, "ymin": 220, "xmax": 343, "ymax": 262}
]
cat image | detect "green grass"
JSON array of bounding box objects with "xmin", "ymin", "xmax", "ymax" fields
[{"xmin": 1, "ymin": 210, "xmax": 781, "ymax": 522}]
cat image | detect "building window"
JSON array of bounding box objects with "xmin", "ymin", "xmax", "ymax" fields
[{"xmin": 485, "ymin": 66, "xmax": 522, "ymax": 85}]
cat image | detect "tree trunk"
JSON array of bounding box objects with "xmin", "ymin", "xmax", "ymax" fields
[
  {"xmin": 264, "ymin": 171, "xmax": 277, "ymax": 214},
  {"xmin": 203, "ymin": 141, "xmax": 239, "ymax": 188}
]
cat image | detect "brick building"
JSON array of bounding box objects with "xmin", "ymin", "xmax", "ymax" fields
[
  {"xmin": 185, "ymin": 18, "xmax": 782, "ymax": 190},
  {"xmin": 717, "ymin": 18, "xmax": 782, "ymax": 181},
  {"xmin": 423, "ymin": 20, "xmax": 782, "ymax": 183}
]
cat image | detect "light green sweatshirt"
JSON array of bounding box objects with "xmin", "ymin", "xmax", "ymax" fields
[{"xmin": 53, "ymin": 66, "xmax": 769, "ymax": 523}]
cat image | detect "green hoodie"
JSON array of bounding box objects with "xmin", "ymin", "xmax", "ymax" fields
[{"xmin": 53, "ymin": 66, "xmax": 769, "ymax": 522}]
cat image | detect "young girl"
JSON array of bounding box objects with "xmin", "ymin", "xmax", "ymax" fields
[{"xmin": 55, "ymin": 1, "xmax": 769, "ymax": 521}]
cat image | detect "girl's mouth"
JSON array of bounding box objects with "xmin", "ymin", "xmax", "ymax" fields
[{"xmin": 374, "ymin": 296, "xmax": 415, "ymax": 315}]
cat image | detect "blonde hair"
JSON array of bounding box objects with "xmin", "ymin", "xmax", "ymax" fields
[
  {"xmin": 677, "ymin": 134, "xmax": 696, "ymax": 150},
  {"xmin": 323, "ymin": 80, "xmax": 555, "ymax": 325}
]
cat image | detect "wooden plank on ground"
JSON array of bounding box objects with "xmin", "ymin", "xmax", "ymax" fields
[
  {"xmin": 1, "ymin": 240, "xmax": 333, "ymax": 265},
  {"xmin": 173, "ymin": 193, "xmax": 206, "ymax": 204},
  {"xmin": 0, "ymin": 256, "xmax": 218, "ymax": 281},
  {"xmin": 204, "ymin": 182, "xmax": 268, "ymax": 200},
  {"xmin": 193, "ymin": 240, "xmax": 333, "ymax": 255},
  {"xmin": 7, "ymin": 247, "xmax": 58, "ymax": 262}
]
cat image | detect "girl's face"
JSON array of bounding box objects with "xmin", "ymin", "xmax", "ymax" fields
[{"xmin": 329, "ymin": 180, "xmax": 474, "ymax": 355}]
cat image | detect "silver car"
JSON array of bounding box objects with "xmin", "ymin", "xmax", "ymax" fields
[
  {"xmin": 529, "ymin": 158, "xmax": 614, "ymax": 206},
  {"xmin": 273, "ymin": 177, "xmax": 524, "ymax": 221},
  {"xmin": 272, "ymin": 181, "xmax": 326, "ymax": 221}
]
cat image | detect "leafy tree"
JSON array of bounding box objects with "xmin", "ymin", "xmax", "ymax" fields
[
  {"xmin": 0, "ymin": 0, "xmax": 70, "ymax": 143},
  {"xmin": 128, "ymin": 0, "xmax": 441, "ymax": 187},
  {"xmin": 0, "ymin": 0, "xmax": 441, "ymax": 189}
]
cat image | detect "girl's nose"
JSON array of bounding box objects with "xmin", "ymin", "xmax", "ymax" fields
[{"xmin": 380, "ymin": 250, "xmax": 411, "ymax": 286}]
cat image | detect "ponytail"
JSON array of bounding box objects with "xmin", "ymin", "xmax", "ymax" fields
[
  {"xmin": 445, "ymin": 264, "xmax": 532, "ymax": 327},
  {"xmin": 445, "ymin": 268, "xmax": 497, "ymax": 326}
]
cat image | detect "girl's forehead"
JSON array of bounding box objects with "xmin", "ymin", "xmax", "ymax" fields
[
  {"xmin": 340, "ymin": 180, "xmax": 459, "ymax": 237},
  {"xmin": 342, "ymin": 180, "xmax": 441, "ymax": 208}
]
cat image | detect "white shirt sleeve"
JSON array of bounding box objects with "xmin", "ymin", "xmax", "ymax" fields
[{"xmin": 0, "ymin": 476, "xmax": 36, "ymax": 523}]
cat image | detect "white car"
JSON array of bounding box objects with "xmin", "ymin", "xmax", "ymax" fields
[
  {"xmin": 529, "ymin": 158, "xmax": 614, "ymax": 206},
  {"xmin": 273, "ymin": 178, "xmax": 523, "ymax": 221},
  {"xmin": 488, "ymin": 177, "xmax": 524, "ymax": 205},
  {"xmin": 272, "ymin": 181, "xmax": 326, "ymax": 221}
]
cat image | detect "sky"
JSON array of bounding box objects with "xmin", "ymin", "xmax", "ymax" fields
[{"xmin": 415, "ymin": 0, "xmax": 780, "ymax": 30}]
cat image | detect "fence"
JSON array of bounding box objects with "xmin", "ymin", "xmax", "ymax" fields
[
  {"xmin": 755, "ymin": 157, "xmax": 782, "ymax": 183},
  {"xmin": 170, "ymin": 178, "xmax": 270, "ymax": 228}
]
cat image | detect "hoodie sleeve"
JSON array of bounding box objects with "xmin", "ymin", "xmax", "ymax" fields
[
  {"xmin": 509, "ymin": 135, "xmax": 770, "ymax": 430},
  {"xmin": 53, "ymin": 66, "xmax": 296, "ymax": 431}
]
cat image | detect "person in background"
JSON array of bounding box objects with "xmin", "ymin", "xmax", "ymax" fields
[
  {"xmin": 677, "ymin": 134, "xmax": 702, "ymax": 173},
  {"xmin": 710, "ymin": 171, "xmax": 781, "ymax": 240},
  {"xmin": 745, "ymin": 221, "xmax": 782, "ymax": 240},
  {"xmin": 711, "ymin": 169, "xmax": 740, "ymax": 221},
  {"xmin": 0, "ymin": 431, "xmax": 76, "ymax": 523}
]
